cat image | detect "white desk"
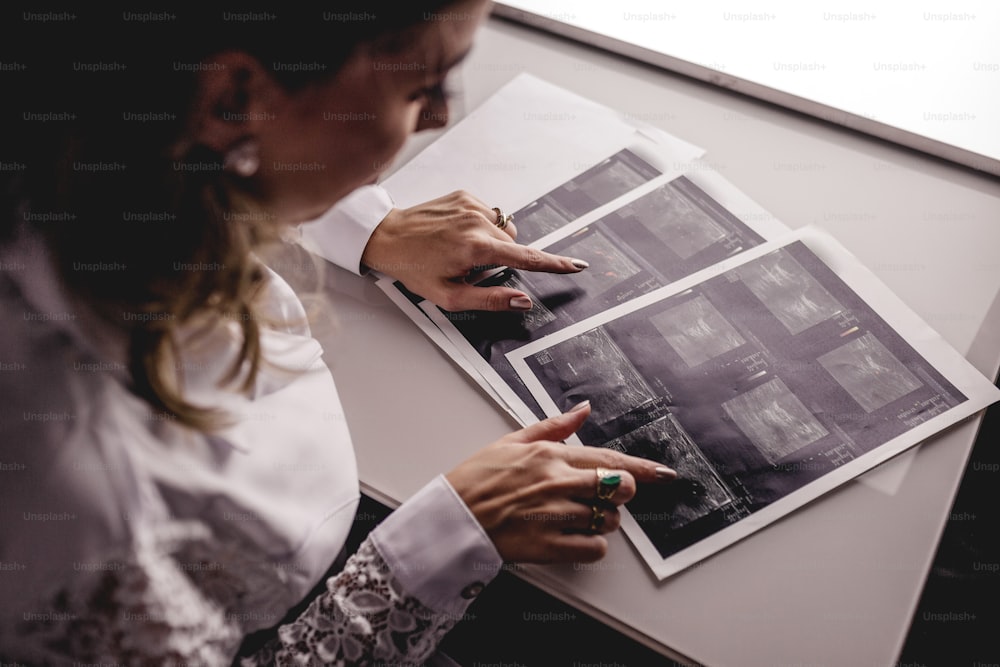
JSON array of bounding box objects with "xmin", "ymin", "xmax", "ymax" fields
[{"xmin": 311, "ymin": 15, "xmax": 1000, "ymax": 667}]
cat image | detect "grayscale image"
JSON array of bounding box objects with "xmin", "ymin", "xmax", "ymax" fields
[
  {"xmin": 606, "ymin": 415, "xmax": 736, "ymax": 530},
  {"xmin": 630, "ymin": 184, "xmax": 729, "ymax": 259},
  {"xmin": 505, "ymin": 274, "xmax": 557, "ymax": 332},
  {"xmin": 444, "ymin": 171, "xmax": 769, "ymax": 423},
  {"xmin": 570, "ymin": 157, "xmax": 653, "ymax": 203},
  {"xmin": 514, "ymin": 201, "xmax": 572, "ymax": 241},
  {"xmin": 739, "ymin": 249, "xmax": 845, "ymax": 335},
  {"xmin": 722, "ymin": 377, "xmax": 829, "ymax": 464},
  {"xmin": 649, "ymin": 295, "xmax": 747, "ymax": 368},
  {"xmin": 558, "ymin": 229, "xmax": 642, "ymax": 295},
  {"xmin": 818, "ymin": 332, "xmax": 923, "ymax": 413},
  {"xmin": 534, "ymin": 327, "xmax": 656, "ymax": 426},
  {"xmin": 503, "ymin": 231, "xmax": 975, "ymax": 568},
  {"xmin": 512, "ymin": 148, "xmax": 662, "ymax": 244}
]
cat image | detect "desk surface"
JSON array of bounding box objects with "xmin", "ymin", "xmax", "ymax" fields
[{"xmin": 313, "ymin": 15, "xmax": 1000, "ymax": 667}]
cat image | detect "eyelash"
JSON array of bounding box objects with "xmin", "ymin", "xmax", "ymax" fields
[{"xmin": 413, "ymin": 79, "xmax": 455, "ymax": 103}]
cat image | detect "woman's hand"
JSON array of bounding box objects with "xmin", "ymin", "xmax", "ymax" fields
[
  {"xmin": 445, "ymin": 402, "xmax": 677, "ymax": 564},
  {"xmin": 360, "ymin": 190, "xmax": 588, "ymax": 312}
]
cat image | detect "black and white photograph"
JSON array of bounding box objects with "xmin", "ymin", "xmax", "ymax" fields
[
  {"xmin": 510, "ymin": 229, "xmax": 998, "ymax": 578},
  {"xmin": 513, "ymin": 148, "xmax": 661, "ymax": 244},
  {"xmin": 8, "ymin": 7, "xmax": 996, "ymax": 663},
  {"xmin": 428, "ymin": 172, "xmax": 775, "ymax": 422}
]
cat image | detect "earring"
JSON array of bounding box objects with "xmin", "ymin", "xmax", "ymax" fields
[{"xmin": 224, "ymin": 139, "xmax": 260, "ymax": 177}]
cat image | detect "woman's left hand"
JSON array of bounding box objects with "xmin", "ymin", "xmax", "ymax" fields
[
  {"xmin": 359, "ymin": 190, "xmax": 588, "ymax": 312},
  {"xmin": 445, "ymin": 401, "xmax": 676, "ymax": 564}
]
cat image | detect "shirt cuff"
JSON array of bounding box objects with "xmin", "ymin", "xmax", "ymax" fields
[
  {"xmin": 297, "ymin": 185, "xmax": 395, "ymax": 276},
  {"xmin": 370, "ymin": 475, "xmax": 503, "ymax": 615}
]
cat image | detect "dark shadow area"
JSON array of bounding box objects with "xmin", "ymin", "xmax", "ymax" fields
[{"xmin": 898, "ymin": 387, "xmax": 1000, "ymax": 666}]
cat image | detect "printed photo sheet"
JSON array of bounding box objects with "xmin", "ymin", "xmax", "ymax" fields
[
  {"xmin": 375, "ymin": 71, "xmax": 708, "ymax": 422},
  {"xmin": 418, "ymin": 151, "xmax": 790, "ymax": 426},
  {"xmin": 506, "ymin": 226, "xmax": 1000, "ymax": 579}
]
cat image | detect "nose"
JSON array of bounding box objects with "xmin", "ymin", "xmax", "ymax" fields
[{"xmin": 416, "ymin": 95, "xmax": 449, "ymax": 131}]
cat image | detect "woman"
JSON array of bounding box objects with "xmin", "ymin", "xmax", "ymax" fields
[{"xmin": 0, "ymin": 3, "xmax": 675, "ymax": 665}]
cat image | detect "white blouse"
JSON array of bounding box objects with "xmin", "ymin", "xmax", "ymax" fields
[{"xmin": 0, "ymin": 186, "xmax": 503, "ymax": 665}]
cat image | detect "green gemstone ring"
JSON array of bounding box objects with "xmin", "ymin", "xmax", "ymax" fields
[{"xmin": 596, "ymin": 467, "xmax": 622, "ymax": 501}]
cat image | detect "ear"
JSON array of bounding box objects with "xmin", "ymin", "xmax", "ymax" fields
[{"xmin": 186, "ymin": 51, "xmax": 280, "ymax": 156}]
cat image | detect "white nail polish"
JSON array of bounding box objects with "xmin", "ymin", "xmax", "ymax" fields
[
  {"xmin": 509, "ymin": 296, "xmax": 532, "ymax": 310},
  {"xmin": 571, "ymin": 259, "xmax": 590, "ymax": 270}
]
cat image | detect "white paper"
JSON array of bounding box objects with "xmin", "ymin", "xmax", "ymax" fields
[{"xmin": 381, "ymin": 72, "xmax": 704, "ymax": 210}]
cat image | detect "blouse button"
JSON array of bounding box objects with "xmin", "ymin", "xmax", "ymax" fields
[{"xmin": 460, "ymin": 581, "xmax": 485, "ymax": 599}]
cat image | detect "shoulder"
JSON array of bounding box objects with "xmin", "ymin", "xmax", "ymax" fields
[{"xmin": 0, "ymin": 252, "xmax": 148, "ymax": 622}]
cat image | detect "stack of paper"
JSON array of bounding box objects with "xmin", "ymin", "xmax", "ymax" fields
[{"xmin": 375, "ymin": 73, "xmax": 1000, "ymax": 579}]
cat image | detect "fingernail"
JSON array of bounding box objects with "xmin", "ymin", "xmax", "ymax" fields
[
  {"xmin": 655, "ymin": 466, "xmax": 677, "ymax": 480},
  {"xmin": 509, "ymin": 296, "xmax": 533, "ymax": 310},
  {"xmin": 571, "ymin": 258, "xmax": 589, "ymax": 270},
  {"xmin": 569, "ymin": 399, "xmax": 590, "ymax": 412}
]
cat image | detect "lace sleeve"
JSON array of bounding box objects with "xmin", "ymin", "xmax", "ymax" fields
[
  {"xmin": 10, "ymin": 532, "xmax": 461, "ymax": 667},
  {"xmin": 242, "ymin": 538, "xmax": 462, "ymax": 667}
]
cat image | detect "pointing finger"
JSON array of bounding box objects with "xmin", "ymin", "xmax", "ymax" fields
[{"xmin": 486, "ymin": 240, "xmax": 590, "ymax": 276}]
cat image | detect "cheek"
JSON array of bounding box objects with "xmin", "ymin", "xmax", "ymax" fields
[
  {"xmin": 309, "ymin": 68, "xmax": 423, "ymax": 181},
  {"xmin": 368, "ymin": 99, "xmax": 422, "ymax": 168}
]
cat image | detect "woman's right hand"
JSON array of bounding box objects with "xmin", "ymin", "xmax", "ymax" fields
[
  {"xmin": 445, "ymin": 401, "xmax": 677, "ymax": 564},
  {"xmin": 360, "ymin": 190, "xmax": 587, "ymax": 313}
]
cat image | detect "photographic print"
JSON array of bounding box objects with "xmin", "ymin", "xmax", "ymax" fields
[
  {"xmin": 427, "ymin": 170, "xmax": 778, "ymax": 423},
  {"xmin": 513, "ymin": 148, "xmax": 661, "ymax": 244},
  {"xmin": 509, "ymin": 228, "xmax": 1000, "ymax": 578}
]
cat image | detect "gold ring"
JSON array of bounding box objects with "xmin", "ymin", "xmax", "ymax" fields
[
  {"xmin": 596, "ymin": 467, "xmax": 622, "ymax": 501},
  {"xmin": 492, "ymin": 207, "xmax": 513, "ymax": 231},
  {"xmin": 589, "ymin": 505, "xmax": 605, "ymax": 532}
]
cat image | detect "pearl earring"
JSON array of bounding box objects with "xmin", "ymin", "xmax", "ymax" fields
[{"xmin": 224, "ymin": 140, "xmax": 260, "ymax": 177}]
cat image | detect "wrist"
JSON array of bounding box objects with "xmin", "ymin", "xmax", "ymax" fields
[{"xmin": 359, "ymin": 208, "xmax": 399, "ymax": 275}]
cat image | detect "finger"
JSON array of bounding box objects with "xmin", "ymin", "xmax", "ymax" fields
[
  {"xmin": 566, "ymin": 467, "xmax": 637, "ymax": 506},
  {"xmin": 477, "ymin": 213, "xmax": 518, "ymax": 243},
  {"xmin": 485, "ymin": 240, "xmax": 589, "ymax": 275},
  {"xmin": 538, "ymin": 533, "xmax": 609, "ymax": 563},
  {"xmin": 522, "ymin": 499, "xmax": 619, "ymax": 534},
  {"xmin": 436, "ymin": 283, "xmax": 535, "ymax": 313},
  {"xmin": 476, "ymin": 200, "xmax": 518, "ymax": 241},
  {"xmin": 567, "ymin": 502, "xmax": 622, "ymax": 535},
  {"xmin": 499, "ymin": 218, "xmax": 517, "ymax": 241},
  {"xmin": 564, "ymin": 445, "xmax": 678, "ymax": 486},
  {"xmin": 507, "ymin": 401, "xmax": 591, "ymax": 445}
]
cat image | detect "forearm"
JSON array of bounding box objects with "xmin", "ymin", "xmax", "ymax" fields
[
  {"xmin": 244, "ymin": 539, "xmax": 458, "ymax": 667},
  {"xmin": 244, "ymin": 475, "xmax": 503, "ymax": 666}
]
